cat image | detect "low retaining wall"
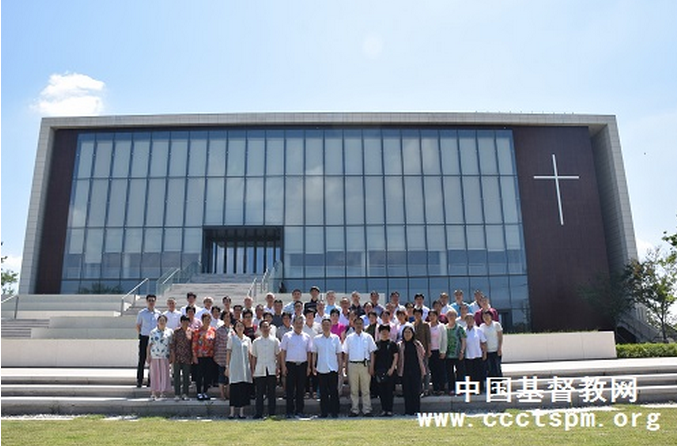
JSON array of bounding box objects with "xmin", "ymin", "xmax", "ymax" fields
[{"xmin": 1, "ymin": 331, "xmax": 616, "ymax": 368}]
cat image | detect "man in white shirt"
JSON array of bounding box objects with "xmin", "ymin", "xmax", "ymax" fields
[
  {"xmin": 468, "ymin": 290, "xmax": 483, "ymax": 315},
  {"xmin": 303, "ymin": 308, "xmax": 322, "ymax": 399},
  {"xmin": 196, "ymin": 296, "xmax": 213, "ymax": 319},
  {"xmin": 280, "ymin": 315, "xmax": 313, "ymax": 418},
  {"xmin": 413, "ymin": 293, "xmax": 430, "ymax": 320},
  {"xmin": 251, "ymin": 321, "xmax": 281, "ymax": 419},
  {"xmin": 439, "ymin": 292, "xmax": 453, "ymax": 316},
  {"xmin": 312, "ymin": 317, "xmax": 342, "ymax": 418},
  {"xmin": 163, "ymin": 298, "xmax": 182, "ymax": 330},
  {"xmin": 135, "ymin": 294, "xmax": 160, "ymax": 388},
  {"xmin": 180, "ymin": 292, "xmax": 202, "ymax": 316},
  {"xmin": 263, "ymin": 292, "xmax": 275, "ymax": 314},
  {"xmin": 388, "ymin": 291, "xmax": 406, "ymax": 314},
  {"xmin": 342, "ymin": 317, "xmax": 377, "ymax": 417}
]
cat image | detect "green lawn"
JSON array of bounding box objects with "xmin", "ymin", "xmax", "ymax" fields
[{"xmin": 2, "ymin": 406, "xmax": 676, "ymax": 446}]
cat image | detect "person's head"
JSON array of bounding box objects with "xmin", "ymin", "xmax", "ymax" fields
[
  {"xmin": 187, "ymin": 292, "xmax": 196, "ymax": 305},
  {"xmin": 454, "ymin": 289, "xmax": 464, "ymax": 304},
  {"xmin": 282, "ymin": 312, "xmax": 292, "ymax": 327},
  {"xmin": 326, "ymin": 290, "xmax": 336, "ymax": 304},
  {"xmin": 244, "ymin": 295, "xmax": 253, "ymax": 309},
  {"xmin": 242, "ymin": 309, "xmax": 253, "ymax": 326},
  {"xmin": 340, "ymin": 297, "xmax": 350, "ymax": 312},
  {"xmin": 259, "ymin": 320, "xmax": 271, "ymax": 337},
  {"xmin": 200, "ymin": 312, "xmax": 212, "ymax": 327},
  {"xmin": 222, "ymin": 295, "xmax": 232, "ymax": 308},
  {"xmin": 413, "ymin": 307, "xmax": 423, "ymax": 321},
  {"xmin": 316, "ymin": 300, "xmax": 325, "ymax": 314},
  {"xmin": 348, "ymin": 311, "xmax": 357, "ymax": 325},
  {"xmin": 233, "ymin": 304, "xmax": 243, "ymax": 318},
  {"xmin": 330, "ymin": 308, "xmax": 340, "ymax": 323},
  {"xmin": 396, "ymin": 309, "xmax": 407, "ymax": 324},
  {"xmin": 309, "ymin": 286, "xmax": 320, "ymax": 300},
  {"xmin": 473, "ymin": 290, "xmax": 483, "ymax": 304},
  {"xmin": 402, "ymin": 325, "xmax": 415, "ymax": 342},
  {"xmin": 186, "ymin": 306, "xmax": 196, "ymax": 319},
  {"xmin": 446, "ymin": 309, "xmax": 458, "ymax": 326},
  {"xmin": 203, "ymin": 296, "xmax": 213, "ymax": 309},
  {"xmin": 321, "ymin": 317, "xmax": 332, "ymax": 334},
  {"xmin": 480, "ymin": 296, "xmax": 490, "ymax": 309},
  {"xmin": 353, "ymin": 316, "xmax": 364, "ymax": 333},
  {"xmin": 482, "ymin": 310, "xmax": 493, "ymax": 325},
  {"xmin": 405, "ymin": 302, "xmax": 414, "ymax": 317},
  {"xmin": 221, "ymin": 310, "xmax": 231, "ymax": 326},
  {"xmin": 265, "ymin": 293, "xmax": 275, "ymax": 307},
  {"xmin": 180, "ymin": 315, "xmax": 190, "ymax": 329},
  {"xmin": 211, "ymin": 306, "xmax": 221, "ymax": 319},
  {"xmin": 378, "ymin": 323, "xmax": 391, "ymax": 341},
  {"xmin": 293, "ymin": 300, "xmax": 303, "ymax": 315},
  {"xmin": 273, "ymin": 299, "xmax": 283, "ymax": 314},
  {"xmin": 381, "ymin": 310, "xmax": 391, "ymax": 324},
  {"xmin": 465, "ymin": 314, "xmax": 475, "ymax": 329},
  {"xmin": 157, "ymin": 314, "xmax": 167, "ymax": 329},
  {"xmin": 390, "ymin": 291, "xmax": 400, "ymax": 304},
  {"xmin": 255, "ymin": 304, "xmax": 264, "ymax": 318},
  {"xmin": 363, "ymin": 302, "xmax": 373, "ymax": 313},
  {"xmin": 304, "ymin": 308, "xmax": 316, "ymax": 323},
  {"xmin": 292, "ymin": 288, "xmax": 302, "ymax": 301},
  {"xmin": 234, "ymin": 320, "xmax": 245, "ymax": 335},
  {"xmin": 351, "ymin": 291, "xmax": 361, "ymax": 306},
  {"xmin": 370, "ymin": 291, "xmax": 380, "ymax": 305},
  {"xmin": 414, "ymin": 293, "xmax": 425, "ymax": 307},
  {"xmin": 459, "ymin": 303, "xmax": 468, "ymax": 316},
  {"xmin": 292, "ymin": 314, "xmax": 305, "ymax": 332},
  {"xmin": 368, "ymin": 311, "xmax": 378, "ymax": 325},
  {"xmin": 146, "ymin": 294, "xmax": 157, "ymax": 309},
  {"xmin": 262, "ymin": 312, "xmax": 273, "ymax": 324},
  {"xmin": 429, "ymin": 310, "xmax": 439, "ymax": 324},
  {"xmin": 432, "ymin": 300, "xmax": 442, "ymax": 312},
  {"xmin": 439, "ymin": 292, "xmax": 449, "ymax": 305},
  {"xmin": 166, "ymin": 298, "xmax": 176, "ymax": 311}
]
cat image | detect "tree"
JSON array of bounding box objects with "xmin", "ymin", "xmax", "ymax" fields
[
  {"xmin": 625, "ymin": 248, "xmax": 676, "ymax": 343},
  {"xmin": 579, "ymin": 269, "xmax": 635, "ymax": 333},
  {"xmin": 1, "ymin": 243, "xmax": 19, "ymax": 296}
]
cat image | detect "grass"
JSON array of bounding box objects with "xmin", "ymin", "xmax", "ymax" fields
[{"xmin": 2, "ymin": 406, "xmax": 676, "ymax": 446}]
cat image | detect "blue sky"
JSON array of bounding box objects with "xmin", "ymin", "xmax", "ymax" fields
[{"xmin": 2, "ymin": 0, "xmax": 676, "ymax": 278}]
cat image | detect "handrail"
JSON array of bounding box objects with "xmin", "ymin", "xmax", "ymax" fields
[
  {"xmin": 0, "ymin": 294, "xmax": 21, "ymax": 319},
  {"xmin": 120, "ymin": 278, "xmax": 150, "ymax": 315},
  {"xmin": 247, "ymin": 277, "xmax": 258, "ymax": 299},
  {"xmin": 156, "ymin": 261, "xmax": 201, "ymax": 297}
]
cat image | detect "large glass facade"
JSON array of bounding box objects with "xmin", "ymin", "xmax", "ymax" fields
[{"xmin": 62, "ymin": 126, "xmax": 529, "ymax": 329}]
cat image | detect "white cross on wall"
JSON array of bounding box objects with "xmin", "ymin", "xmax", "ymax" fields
[{"xmin": 533, "ymin": 153, "xmax": 580, "ymax": 226}]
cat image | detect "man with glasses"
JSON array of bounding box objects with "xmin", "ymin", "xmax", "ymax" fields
[{"xmin": 136, "ymin": 294, "xmax": 161, "ymax": 388}]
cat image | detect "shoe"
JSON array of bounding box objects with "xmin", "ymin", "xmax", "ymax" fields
[
  {"xmin": 295, "ymin": 413, "xmax": 306, "ymax": 418},
  {"xmin": 385, "ymin": 411, "xmax": 393, "ymax": 417},
  {"xmin": 363, "ymin": 412, "xmax": 372, "ymax": 417},
  {"xmin": 285, "ymin": 414, "xmax": 295, "ymax": 419},
  {"xmin": 136, "ymin": 383, "xmax": 142, "ymax": 388},
  {"xmin": 150, "ymin": 394, "xmax": 157, "ymax": 401},
  {"xmin": 159, "ymin": 393, "xmax": 165, "ymax": 400},
  {"xmin": 203, "ymin": 395, "xmax": 211, "ymax": 401},
  {"xmin": 378, "ymin": 411, "xmax": 387, "ymax": 417},
  {"xmin": 238, "ymin": 415, "xmax": 246, "ymax": 420},
  {"xmin": 330, "ymin": 413, "xmax": 338, "ymax": 419},
  {"xmin": 319, "ymin": 414, "xmax": 328, "ymax": 419},
  {"xmin": 182, "ymin": 394, "xmax": 189, "ymax": 401},
  {"xmin": 349, "ymin": 412, "xmax": 359, "ymax": 417},
  {"xmin": 174, "ymin": 396, "xmax": 180, "ymax": 402},
  {"xmin": 197, "ymin": 394, "xmax": 204, "ymax": 401},
  {"xmin": 253, "ymin": 415, "xmax": 263, "ymax": 420},
  {"xmin": 228, "ymin": 415, "xmax": 235, "ymax": 420}
]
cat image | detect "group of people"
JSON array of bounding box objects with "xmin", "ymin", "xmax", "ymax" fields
[{"xmin": 135, "ymin": 287, "xmax": 504, "ymax": 419}]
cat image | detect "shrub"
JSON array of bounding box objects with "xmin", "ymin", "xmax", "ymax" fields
[{"xmin": 616, "ymin": 343, "xmax": 677, "ymax": 358}]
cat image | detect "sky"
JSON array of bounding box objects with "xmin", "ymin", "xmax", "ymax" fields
[{"xmin": 1, "ymin": 0, "xmax": 676, "ymax": 281}]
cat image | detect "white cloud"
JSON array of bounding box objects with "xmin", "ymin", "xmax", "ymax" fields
[
  {"xmin": 635, "ymin": 237, "xmax": 655, "ymax": 260},
  {"xmin": 33, "ymin": 73, "xmax": 106, "ymax": 116}
]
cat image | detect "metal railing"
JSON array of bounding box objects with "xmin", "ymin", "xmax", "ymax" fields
[
  {"xmin": 120, "ymin": 278, "xmax": 150, "ymax": 315},
  {"xmin": 259, "ymin": 261, "xmax": 283, "ymax": 295},
  {"xmin": 155, "ymin": 261, "xmax": 201, "ymax": 297},
  {"xmin": 247, "ymin": 277, "xmax": 258, "ymax": 299},
  {"xmin": 0, "ymin": 294, "xmax": 20, "ymax": 319}
]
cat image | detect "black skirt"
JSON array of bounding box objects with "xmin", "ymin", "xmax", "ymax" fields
[{"xmin": 230, "ymin": 382, "xmax": 251, "ymax": 408}]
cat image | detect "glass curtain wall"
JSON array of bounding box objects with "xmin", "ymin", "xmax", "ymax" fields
[{"xmin": 63, "ymin": 126, "xmax": 529, "ymax": 329}]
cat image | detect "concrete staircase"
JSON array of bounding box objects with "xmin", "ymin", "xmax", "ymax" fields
[
  {"xmin": 1, "ymin": 319, "xmax": 50, "ymax": 339},
  {"xmin": 2, "ymin": 358, "xmax": 676, "ymax": 416}
]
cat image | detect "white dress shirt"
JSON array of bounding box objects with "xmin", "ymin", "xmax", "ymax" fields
[
  {"xmin": 280, "ymin": 330, "xmax": 313, "ymax": 363},
  {"xmin": 342, "ymin": 331, "xmax": 377, "ymax": 362},
  {"xmin": 312, "ymin": 333, "xmax": 342, "ymax": 373},
  {"xmin": 464, "ymin": 327, "xmax": 487, "ymax": 359},
  {"xmin": 251, "ymin": 335, "xmax": 281, "ymax": 377},
  {"xmin": 163, "ymin": 309, "xmax": 182, "ymax": 330}
]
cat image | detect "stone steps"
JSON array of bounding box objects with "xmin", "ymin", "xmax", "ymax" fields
[
  {"xmin": 1, "ymin": 319, "xmax": 50, "ymax": 339},
  {"xmin": 2, "ymin": 359, "xmax": 676, "ymax": 416}
]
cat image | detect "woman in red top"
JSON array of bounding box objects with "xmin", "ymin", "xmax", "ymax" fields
[{"xmin": 192, "ymin": 312, "xmax": 217, "ymax": 401}]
